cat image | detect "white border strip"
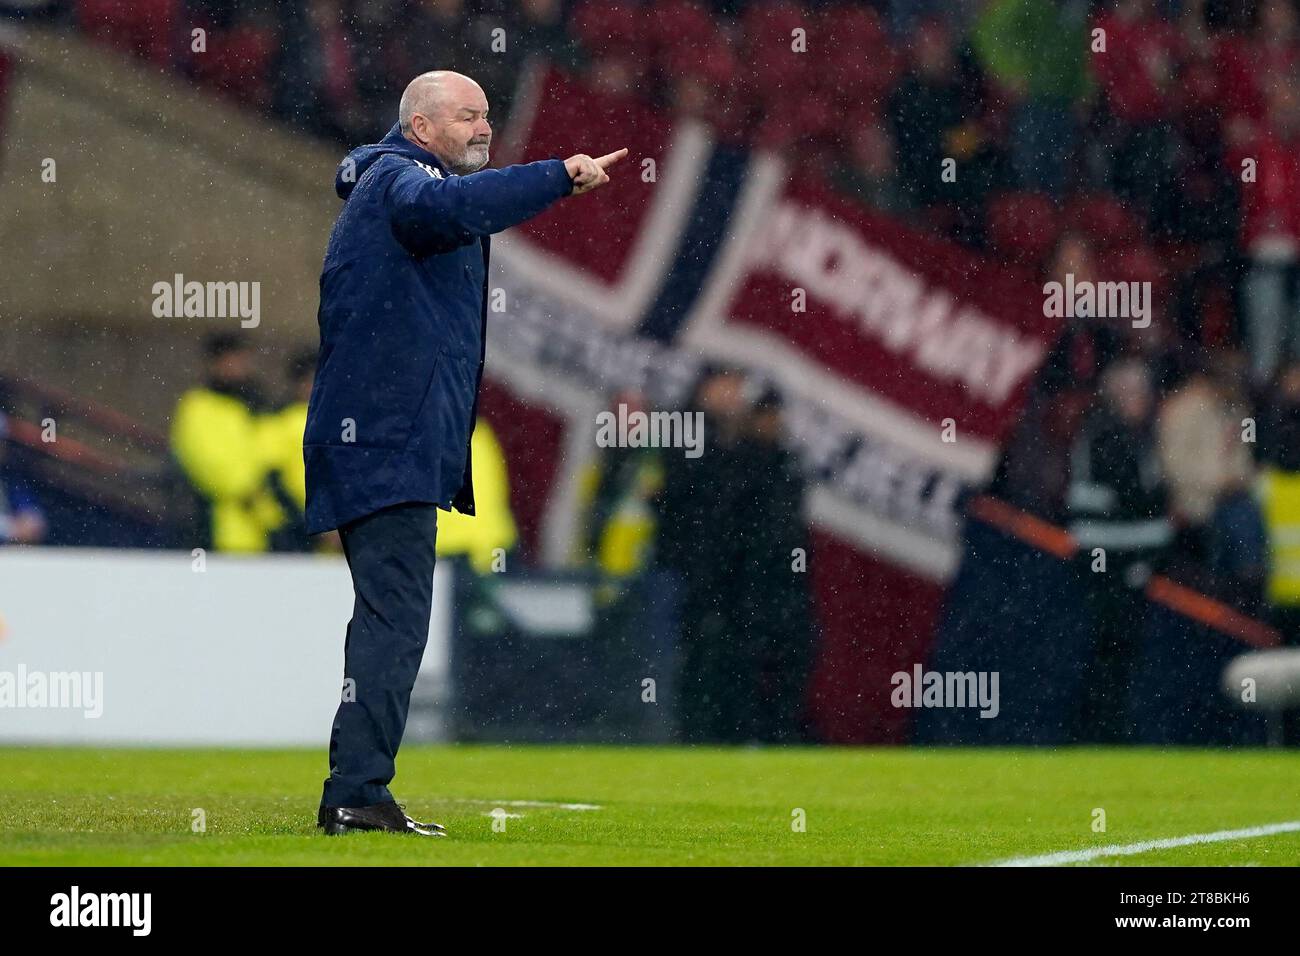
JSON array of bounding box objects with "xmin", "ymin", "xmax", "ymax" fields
[
  {"xmin": 449, "ymin": 798, "xmax": 603, "ymax": 811},
  {"xmin": 989, "ymin": 820, "xmax": 1300, "ymax": 867},
  {"xmin": 494, "ymin": 120, "xmax": 714, "ymax": 333},
  {"xmin": 808, "ymin": 486, "xmax": 957, "ymax": 581},
  {"xmin": 483, "ymin": 340, "xmax": 605, "ymax": 568}
]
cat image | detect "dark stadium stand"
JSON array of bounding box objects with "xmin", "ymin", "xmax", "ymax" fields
[{"xmin": 0, "ymin": 374, "xmax": 196, "ymax": 547}]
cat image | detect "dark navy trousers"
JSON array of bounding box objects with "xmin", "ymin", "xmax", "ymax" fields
[{"xmin": 321, "ymin": 502, "xmax": 438, "ymax": 809}]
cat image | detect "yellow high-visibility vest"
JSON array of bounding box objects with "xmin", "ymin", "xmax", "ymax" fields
[
  {"xmin": 436, "ymin": 420, "xmax": 518, "ymax": 573},
  {"xmin": 170, "ymin": 388, "xmax": 284, "ymax": 553},
  {"xmin": 1261, "ymin": 467, "xmax": 1300, "ymax": 605},
  {"xmin": 259, "ymin": 401, "xmax": 308, "ymax": 512},
  {"xmin": 574, "ymin": 451, "xmax": 663, "ymax": 577}
]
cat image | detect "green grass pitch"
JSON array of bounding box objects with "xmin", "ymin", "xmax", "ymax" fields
[{"xmin": 2, "ymin": 745, "xmax": 1298, "ymax": 866}]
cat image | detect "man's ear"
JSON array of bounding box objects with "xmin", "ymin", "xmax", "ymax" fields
[{"xmin": 409, "ymin": 114, "xmax": 429, "ymax": 146}]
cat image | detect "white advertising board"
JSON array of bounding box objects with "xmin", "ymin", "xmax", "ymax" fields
[{"xmin": 0, "ymin": 548, "xmax": 451, "ymax": 746}]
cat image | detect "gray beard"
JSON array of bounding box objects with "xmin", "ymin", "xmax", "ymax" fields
[{"xmin": 448, "ymin": 145, "xmax": 490, "ymax": 175}]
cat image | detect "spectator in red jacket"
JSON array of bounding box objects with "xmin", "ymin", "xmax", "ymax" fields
[
  {"xmin": 1092, "ymin": 0, "xmax": 1185, "ymax": 220},
  {"xmin": 1218, "ymin": 0, "xmax": 1300, "ymax": 138},
  {"xmin": 1093, "ymin": 0, "xmax": 1182, "ymax": 126},
  {"xmin": 1228, "ymin": 69, "xmax": 1300, "ymax": 384},
  {"xmin": 272, "ymin": 0, "xmax": 359, "ymax": 139}
]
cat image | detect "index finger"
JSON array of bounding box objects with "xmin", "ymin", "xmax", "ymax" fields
[{"xmin": 594, "ymin": 147, "xmax": 629, "ymax": 170}]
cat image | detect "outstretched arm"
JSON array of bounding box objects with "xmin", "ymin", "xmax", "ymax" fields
[{"xmin": 386, "ymin": 147, "xmax": 629, "ymax": 254}]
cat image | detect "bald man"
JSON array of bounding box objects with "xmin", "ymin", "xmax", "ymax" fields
[{"xmin": 306, "ymin": 71, "xmax": 625, "ymax": 836}]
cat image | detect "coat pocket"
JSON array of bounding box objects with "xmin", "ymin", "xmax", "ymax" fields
[
  {"xmin": 400, "ymin": 348, "xmax": 444, "ymax": 450},
  {"xmin": 416, "ymin": 351, "xmax": 474, "ymax": 481}
]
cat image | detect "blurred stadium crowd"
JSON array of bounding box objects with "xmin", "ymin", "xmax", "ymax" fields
[{"xmin": 4, "ymin": 0, "xmax": 1300, "ymax": 742}]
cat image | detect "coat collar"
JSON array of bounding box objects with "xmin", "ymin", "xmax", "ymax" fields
[{"xmin": 379, "ymin": 123, "xmax": 453, "ymax": 177}]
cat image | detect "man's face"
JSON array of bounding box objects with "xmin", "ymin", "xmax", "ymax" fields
[
  {"xmin": 411, "ymin": 80, "xmax": 492, "ymax": 175},
  {"xmin": 1279, "ymin": 365, "xmax": 1300, "ymax": 402},
  {"xmin": 698, "ymin": 374, "xmax": 747, "ymax": 421},
  {"xmin": 211, "ymin": 350, "xmax": 254, "ymax": 386},
  {"xmin": 1107, "ymin": 367, "xmax": 1151, "ymax": 424}
]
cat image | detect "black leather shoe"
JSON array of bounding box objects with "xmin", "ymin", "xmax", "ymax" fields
[
  {"xmin": 317, "ymin": 801, "xmax": 446, "ymax": 837},
  {"xmin": 396, "ymin": 803, "xmax": 447, "ymax": 835}
]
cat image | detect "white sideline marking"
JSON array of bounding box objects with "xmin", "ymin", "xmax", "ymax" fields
[
  {"xmin": 990, "ymin": 821, "xmax": 1300, "ymax": 867},
  {"xmin": 450, "ymin": 799, "xmax": 603, "ymax": 812}
]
